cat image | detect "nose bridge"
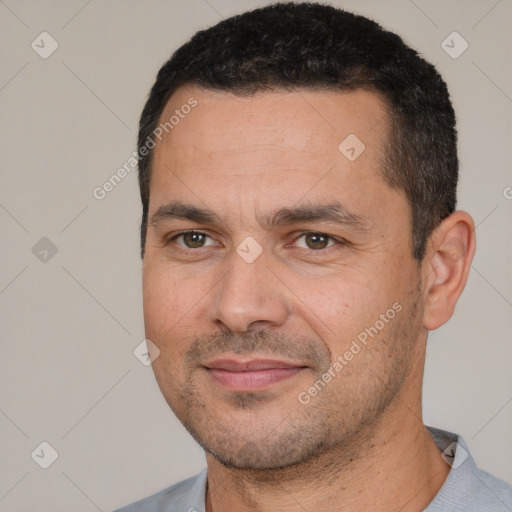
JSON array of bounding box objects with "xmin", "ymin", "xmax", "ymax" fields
[{"xmin": 211, "ymin": 248, "xmax": 288, "ymax": 332}]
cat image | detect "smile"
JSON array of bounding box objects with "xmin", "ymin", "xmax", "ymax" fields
[{"xmin": 203, "ymin": 358, "xmax": 307, "ymax": 391}]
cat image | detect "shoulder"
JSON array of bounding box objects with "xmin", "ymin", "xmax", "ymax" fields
[
  {"xmin": 113, "ymin": 469, "xmax": 207, "ymax": 512},
  {"xmin": 433, "ymin": 465, "xmax": 512, "ymax": 512},
  {"xmin": 426, "ymin": 427, "xmax": 512, "ymax": 512}
]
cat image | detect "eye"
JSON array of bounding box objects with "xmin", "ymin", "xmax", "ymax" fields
[
  {"xmin": 169, "ymin": 230, "xmax": 216, "ymax": 249},
  {"xmin": 293, "ymin": 232, "xmax": 338, "ymax": 250}
]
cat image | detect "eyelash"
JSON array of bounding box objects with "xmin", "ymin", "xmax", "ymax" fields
[{"xmin": 166, "ymin": 230, "xmax": 344, "ymax": 251}]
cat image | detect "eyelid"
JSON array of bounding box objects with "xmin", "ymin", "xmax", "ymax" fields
[
  {"xmin": 290, "ymin": 231, "xmax": 345, "ymax": 250},
  {"xmin": 167, "ymin": 229, "xmax": 217, "ymax": 248},
  {"xmin": 165, "ymin": 229, "xmax": 346, "ymax": 250}
]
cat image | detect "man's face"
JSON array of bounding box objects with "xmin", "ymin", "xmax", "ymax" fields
[{"xmin": 143, "ymin": 86, "xmax": 426, "ymax": 469}]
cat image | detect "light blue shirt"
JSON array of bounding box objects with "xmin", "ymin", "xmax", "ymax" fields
[{"xmin": 114, "ymin": 427, "xmax": 512, "ymax": 511}]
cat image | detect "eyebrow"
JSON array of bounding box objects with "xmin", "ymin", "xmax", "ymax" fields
[
  {"xmin": 150, "ymin": 200, "xmax": 221, "ymax": 225},
  {"xmin": 149, "ymin": 199, "xmax": 368, "ymax": 233},
  {"xmin": 263, "ymin": 201, "xmax": 368, "ymax": 232}
]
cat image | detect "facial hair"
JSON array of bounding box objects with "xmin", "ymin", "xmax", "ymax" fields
[{"xmin": 156, "ymin": 286, "xmax": 423, "ymax": 472}]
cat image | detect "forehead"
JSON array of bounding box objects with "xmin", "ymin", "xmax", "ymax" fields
[
  {"xmin": 149, "ymin": 85, "xmax": 406, "ymax": 230},
  {"xmin": 155, "ymin": 85, "xmax": 389, "ymax": 166}
]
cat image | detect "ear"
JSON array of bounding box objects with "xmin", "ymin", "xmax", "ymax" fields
[{"xmin": 422, "ymin": 211, "xmax": 476, "ymax": 331}]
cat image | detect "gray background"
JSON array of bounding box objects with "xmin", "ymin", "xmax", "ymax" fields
[{"xmin": 0, "ymin": 0, "xmax": 511, "ymax": 510}]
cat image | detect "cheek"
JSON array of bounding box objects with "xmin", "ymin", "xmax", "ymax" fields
[
  {"xmin": 142, "ymin": 269, "xmax": 195, "ymax": 399},
  {"xmin": 142, "ymin": 264, "xmax": 203, "ymax": 350},
  {"xmin": 290, "ymin": 270, "xmax": 386, "ymax": 342}
]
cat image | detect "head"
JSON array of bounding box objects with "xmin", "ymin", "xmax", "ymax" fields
[{"xmin": 139, "ymin": 3, "xmax": 475, "ymax": 470}]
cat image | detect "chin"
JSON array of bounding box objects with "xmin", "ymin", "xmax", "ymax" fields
[{"xmin": 189, "ymin": 417, "xmax": 334, "ymax": 472}]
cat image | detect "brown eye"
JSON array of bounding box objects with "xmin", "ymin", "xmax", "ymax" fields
[
  {"xmin": 183, "ymin": 232, "xmax": 206, "ymax": 248},
  {"xmin": 305, "ymin": 233, "xmax": 329, "ymax": 249},
  {"xmin": 172, "ymin": 231, "xmax": 214, "ymax": 249},
  {"xmin": 295, "ymin": 233, "xmax": 336, "ymax": 250}
]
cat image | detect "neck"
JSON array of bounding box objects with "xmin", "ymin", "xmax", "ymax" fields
[{"xmin": 204, "ymin": 367, "xmax": 449, "ymax": 512}]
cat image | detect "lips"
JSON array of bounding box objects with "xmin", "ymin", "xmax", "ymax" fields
[{"xmin": 203, "ymin": 358, "xmax": 306, "ymax": 391}]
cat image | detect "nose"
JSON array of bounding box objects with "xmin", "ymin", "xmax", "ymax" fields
[{"xmin": 209, "ymin": 249, "xmax": 289, "ymax": 333}]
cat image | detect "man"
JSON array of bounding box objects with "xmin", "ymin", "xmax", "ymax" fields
[{"xmin": 116, "ymin": 3, "xmax": 512, "ymax": 511}]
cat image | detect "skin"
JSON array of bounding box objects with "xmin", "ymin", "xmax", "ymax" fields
[{"xmin": 142, "ymin": 85, "xmax": 476, "ymax": 511}]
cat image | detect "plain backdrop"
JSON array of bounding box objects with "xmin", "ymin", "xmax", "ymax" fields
[{"xmin": 0, "ymin": 1, "xmax": 511, "ymax": 510}]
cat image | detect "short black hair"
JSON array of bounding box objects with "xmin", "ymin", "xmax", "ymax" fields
[{"xmin": 137, "ymin": 1, "xmax": 458, "ymax": 261}]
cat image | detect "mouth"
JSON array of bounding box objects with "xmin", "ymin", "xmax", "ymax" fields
[{"xmin": 203, "ymin": 358, "xmax": 308, "ymax": 392}]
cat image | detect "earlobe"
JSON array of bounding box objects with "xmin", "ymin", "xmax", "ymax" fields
[{"xmin": 422, "ymin": 211, "xmax": 476, "ymax": 331}]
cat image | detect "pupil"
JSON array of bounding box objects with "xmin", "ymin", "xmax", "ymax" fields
[
  {"xmin": 185, "ymin": 232, "xmax": 204, "ymax": 247},
  {"xmin": 307, "ymin": 233, "xmax": 327, "ymax": 249}
]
